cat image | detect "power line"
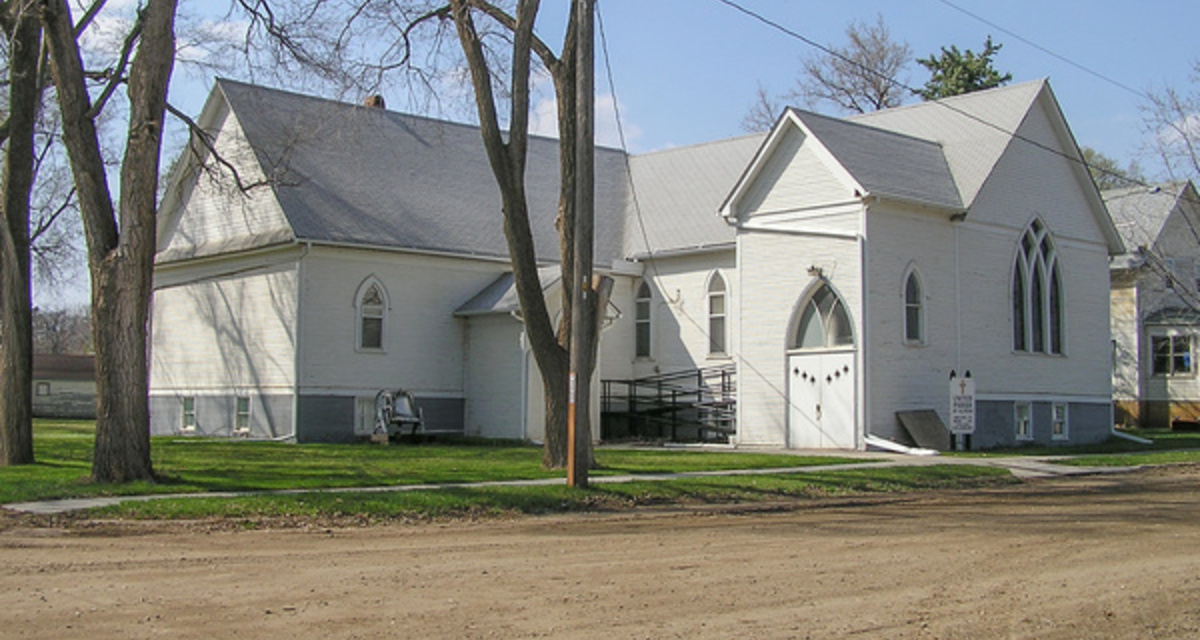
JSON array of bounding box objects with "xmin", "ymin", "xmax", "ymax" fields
[
  {"xmin": 712, "ymin": 0, "xmax": 1197, "ymax": 206},
  {"xmin": 935, "ymin": 0, "xmax": 1149, "ymax": 101}
]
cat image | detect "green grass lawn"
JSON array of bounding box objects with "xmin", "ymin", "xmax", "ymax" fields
[
  {"xmin": 7, "ymin": 420, "xmax": 1196, "ymax": 523},
  {"xmin": 948, "ymin": 428, "xmax": 1200, "ymax": 466},
  {"xmin": 0, "ymin": 420, "xmax": 861, "ymax": 504},
  {"xmin": 94, "ymin": 465, "xmax": 1011, "ymax": 522}
]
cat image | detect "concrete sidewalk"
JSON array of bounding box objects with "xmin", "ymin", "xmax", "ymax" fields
[{"xmin": 2, "ymin": 452, "xmax": 1140, "ymax": 516}]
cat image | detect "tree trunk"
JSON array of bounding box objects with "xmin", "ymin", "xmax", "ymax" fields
[
  {"xmin": 41, "ymin": 0, "xmax": 178, "ymax": 482},
  {"xmin": 0, "ymin": 1, "xmax": 41, "ymax": 466}
]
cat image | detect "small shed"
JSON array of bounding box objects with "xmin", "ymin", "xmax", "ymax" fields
[{"xmin": 32, "ymin": 354, "xmax": 97, "ymax": 419}]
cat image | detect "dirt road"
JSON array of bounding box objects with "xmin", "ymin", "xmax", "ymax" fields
[{"xmin": 3, "ymin": 465, "xmax": 1199, "ymax": 639}]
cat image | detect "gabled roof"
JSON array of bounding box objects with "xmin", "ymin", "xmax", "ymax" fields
[
  {"xmin": 851, "ymin": 80, "xmax": 1047, "ymax": 208},
  {"xmin": 454, "ymin": 267, "xmax": 561, "ymax": 317},
  {"xmin": 211, "ymin": 79, "xmax": 630, "ymax": 266},
  {"xmin": 624, "ymin": 135, "xmax": 763, "ymax": 258},
  {"xmin": 1104, "ymin": 181, "xmax": 1194, "ymax": 253},
  {"xmin": 788, "ymin": 109, "xmax": 962, "ymax": 211}
]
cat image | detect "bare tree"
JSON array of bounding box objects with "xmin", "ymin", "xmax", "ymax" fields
[
  {"xmin": 795, "ymin": 15, "xmax": 912, "ymax": 115},
  {"xmin": 32, "ymin": 304, "xmax": 91, "ymax": 354},
  {"xmin": 41, "ymin": 0, "xmax": 179, "ymax": 482},
  {"xmin": 1142, "ymin": 62, "xmax": 1200, "ymax": 184},
  {"xmin": 239, "ymin": 0, "xmax": 607, "ymax": 468},
  {"xmin": 741, "ymin": 82, "xmax": 781, "ymax": 132},
  {"xmin": 0, "ymin": 0, "xmax": 42, "ymax": 465}
]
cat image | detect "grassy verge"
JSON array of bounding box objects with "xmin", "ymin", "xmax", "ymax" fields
[
  {"xmin": 1, "ymin": 420, "xmax": 860, "ymax": 504},
  {"xmin": 91, "ymin": 465, "xmax": 1011, "ymax": 522},
  {"xmin": 947, "ymin": 428, "xmax": 1200, "ymax": 466}
]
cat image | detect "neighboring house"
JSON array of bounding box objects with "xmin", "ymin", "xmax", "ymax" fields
[
  {"xmin": 32, "ymin": 354, "xmax": 97, "ymax": 419},
  {"xmin": 151, "ymin": 78, "xmax": 1121, "ymax": 449},
  {"xmin": 1106, "ymin": 181, "xmax": 1200, "ymax": 427}
]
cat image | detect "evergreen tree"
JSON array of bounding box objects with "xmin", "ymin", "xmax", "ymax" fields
[{"xmin": 917, "ymin": 36, "xmax": 1012, "ymax": 100}]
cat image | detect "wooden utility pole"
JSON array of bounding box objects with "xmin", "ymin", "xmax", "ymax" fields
[{"xmin": 567, "ymin": 0, "xmax": 595, "ymax": 488}]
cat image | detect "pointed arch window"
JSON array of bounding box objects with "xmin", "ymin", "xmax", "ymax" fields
[
  {"xmin": 903, "ymin": 269, "xmax": 924, "ymax": 344},
  {"xmin": 1012, "ymin": 219, "xmax": 1063, "ymax": 354},
  {"xmin": 355, "ymin": 277, "xmax": 388, "ymax": 352},
  {"xmin": 792, "ymin": 284, "xmax": 854, "ymax": 349},
  {"xmin": 635, "ymin": 280, "xmax": 652, "ymax": 358},
  {"xmin": 708, "ymin": 273, "xmax": 728, "ymax": 355}
]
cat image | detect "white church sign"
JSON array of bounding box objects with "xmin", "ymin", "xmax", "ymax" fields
[{"xmin": 950, "ymin": 373, "xmax": 976, "ymax": 434}]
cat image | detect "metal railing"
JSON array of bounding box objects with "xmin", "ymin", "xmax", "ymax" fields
[{"xmin": 601, "ymin": 364, "xmax": 736, "ymax": 442}]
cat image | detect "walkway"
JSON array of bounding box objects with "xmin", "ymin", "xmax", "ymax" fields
[{"xmin": 3, "ymin": 452, "xmax": 1139, "ymax": 516}]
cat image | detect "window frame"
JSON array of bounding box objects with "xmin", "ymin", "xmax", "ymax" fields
[
  {"xmin": 35, "ymin": 381, "xmax": 50, "ymax": 396},
  {"xmin": 1014, "ymin": 401, "xmax": 1033, "ymax": 441},
  {"xmin": 355, "ymin": 277, "xmax": 389, "ymax": 353},
  {"xmin": 1152, "ymin": 334, "xmax": 1195, "ymax": 377},
  {"xmin": 1012, "ymin": 219, "xmax": 1064, "ymax": 355},
  {"xmin": 634, "ymin": 280, "xmax": 653, "ymax": 359},
  {"xmin": 902, "ymin": 267, "xmax": 925, "ymax": 346},
  {"xmin": 182, "ymin": 396, "xmax": 197, "ymax": 432},
  {"xmin": 707, "ymin": 272, "xmax": 728, "ymax": 357},
  {"xmin": 234, "ymin": 396, "xmax": 252, "ymax": 434},
  {"xmin": 1051, "ymin": 402, "xmax": 1069, "ymax": 441}
]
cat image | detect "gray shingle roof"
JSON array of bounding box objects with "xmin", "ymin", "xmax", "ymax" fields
[
  {"xmin": 218, "ymin": 79, "xmax": 629, "ymax": 265},
  {"xmin": 624, "ymin": 135, "xmax": 764, "ymax": 257},
  {"xmin": 1103, "ymin": 182, "xmax": 1190, "ymax": 253},
  {"xmin": 789, "ymin": 108, "xmax": 962, "ymax": 211}
]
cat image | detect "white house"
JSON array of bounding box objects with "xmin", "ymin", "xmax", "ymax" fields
[
  {"xmin": 1107, "ymin": 181, "xmax": 1200, "ymax": 427},
  {"xmin": 151, "ymin": 78, "xmax": 1122, "ymax": 449}
]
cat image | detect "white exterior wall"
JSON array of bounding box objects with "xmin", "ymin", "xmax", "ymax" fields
[
  {"xmin": 158, "ymin": 104, "xmax": 293, "ymax": 259},
  {"xmin": 947, "ymin": 107, "xmax": 1113, "ymax": 403},
  {"xmin": 736, "ymin": 227, "xmax": 863, "ymax": 446},
  {"xmin": 863, "ymin": 205, "xmax": 960, "ymax": 435},
  {"xmin": 151, "ymin": 257, "xmax": 298, "ymax": 394},
  {"xmin": 627, "ymin": 250, "xmax": 736, "ymax": 380},
  {"xmin": 464, "ymin": 314, "xmax": 527, "ymax": 439},
  {"xmin": 296, "ymin": 246, "xmax": 508, "ymax": 402}
]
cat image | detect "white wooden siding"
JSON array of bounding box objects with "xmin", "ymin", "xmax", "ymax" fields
[
  {"xmin": 151, "ymin": 261, "xmax": 298, "ymax": 392},
  {"xmin": 735, "ymin": 230, "xmax": 862, "ymax": 446},
  {"xmin": 464, "ymin": 314, "xmax": 526, "ymax": 439},
  {"xmin": 625, "ymin": 250, "xmax": 736, "ymax": 379},
  {"xmin": 738, "ymin": 127, "xmax": 855, "ymax": 218},
  {"xmin": 863, "ymin": 206, "xmax": 960, "ymax": 433},
  {"xmin": 296, "ymin": 246, "xmax": 507, "ymax": 397},
  {"xmin": 159, "ymin": 107, "xmax": 292, "ymax": 259}
]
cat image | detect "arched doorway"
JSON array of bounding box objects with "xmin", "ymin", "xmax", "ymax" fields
[{"xmin": 787, "ymin": 283, "xmax": 857, "ymax": 448}]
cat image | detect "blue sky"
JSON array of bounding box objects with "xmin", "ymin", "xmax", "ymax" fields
[
  {"xmin": 560, "ymin": 0, "xmax": 1198, "ymax": 167},
  {"xmin": 40, "ymin": 0, "xmax": 1200, "ymax": 308},
  {"xmin": 160, "ymin": 0, "xmax": 1199, "ymax": 169}
]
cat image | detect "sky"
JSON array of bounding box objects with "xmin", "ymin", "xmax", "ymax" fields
[{"xmin": 37, "ymin": 0, "xmax": 1200, "ymax": 308}]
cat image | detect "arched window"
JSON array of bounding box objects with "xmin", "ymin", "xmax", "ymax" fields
[
  {"xmin": 1012, "ymin": 219, "xmax": 1063, "ymax": 354},
  {"xmin": 708, "ymin": 273, "xmax": 727, "ymax": 355},
  {"xmin": 355, "ymin": 277, "xmax": 388, "ymax": 351},
  {"xmin": 903, "ymin": 269, "xmax": 924, "ymax": 344},
  {"xmin": 635, "ymin": 280, "xmax": 652, "ymax": 358},
  {"xmin": 792, "ymin": 283, "xmax": 854, "ymax": 349}
]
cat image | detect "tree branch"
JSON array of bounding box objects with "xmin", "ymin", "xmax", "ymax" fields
[{"xmin": 164, "ymin": 101, "xmax": 272, "ymax": 192}]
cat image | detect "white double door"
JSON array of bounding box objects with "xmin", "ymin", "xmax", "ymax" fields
[{"xmin": 787, "ymin": 349, "xmax": 856, "ymax": 449}]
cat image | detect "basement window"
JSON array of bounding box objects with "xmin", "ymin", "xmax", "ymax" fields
[
  {"xmin": 181, "ymin": 396, "xmax": 197, "ymax": 433},
  {"xmin": 1014, "ymin": 402, "xmax": 1033, "ymax": 441}
]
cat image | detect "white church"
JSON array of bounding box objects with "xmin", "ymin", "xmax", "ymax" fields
[{"xmin": 150, "ymin": 78, "xmax": 1121, "ymax": 450}]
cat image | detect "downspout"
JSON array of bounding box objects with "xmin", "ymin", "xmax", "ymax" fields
[
  {"xmin": 859, "ymin": 199, "xmax": 869, "ymax": 450},
  {"xmin": 289, "ymin": 241, "xmax": 311, "ymax": 442}
]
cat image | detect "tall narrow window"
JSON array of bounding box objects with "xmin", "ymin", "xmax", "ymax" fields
[
  {"xmin": 708, "ymin": 273, "xmax": 727, "ymax": 355},
  {"xmin": 903, "ymin": 269, "xmax": 923, "ymax": 344},
  {"xmin": 356, "ymin": 277, "xmax": 388, "ymax": 351},
  {"xmin": 1012, "ymin": 220, "xmax": 1063, "ymax": 354},
  {"xmin": 635, "ymin": 280, "xmax": 652, "ymax": 358}
]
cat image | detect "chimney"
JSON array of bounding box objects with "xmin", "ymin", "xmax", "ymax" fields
[{"xmin": 363, "ymin": 95, "xmax": 386, "ymax": 109}]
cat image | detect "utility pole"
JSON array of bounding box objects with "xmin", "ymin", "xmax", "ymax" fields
[{"xmin": 567, "ymin": 0, "xmax": 595, "ymax": 488}]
